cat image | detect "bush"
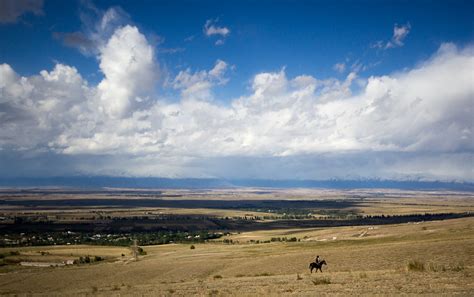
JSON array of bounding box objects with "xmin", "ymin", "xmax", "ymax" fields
[
  {"xmin": 79, "ymin": 256, "xmax": 92, "ymax": 264},
  {"xmin": 137, "ymin": 247, "xmax": 147, "ymax": 255},
  {"xmin": 407, "ymin": 260, "xmax": 425, "ymax": 272},
  {"xmin": 213, "ymin": 275, "xmax": 222, "ymax": 279},
  {"xmin": 190, "ymin": 245, "xmax": 195, "ymax": 249},
  {"xmin": 254, "ymin": 272, "xmax": 272, "ymax": 277}
]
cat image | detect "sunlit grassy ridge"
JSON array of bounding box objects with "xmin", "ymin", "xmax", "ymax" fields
[{"xmin": 1, "ymin": 217, "xmax": 473, "ymax": 296}]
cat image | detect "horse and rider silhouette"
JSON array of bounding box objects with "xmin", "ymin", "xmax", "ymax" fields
[{"xmin": 309, "ymin": 255, "xmax": 327, "ymax": 273}]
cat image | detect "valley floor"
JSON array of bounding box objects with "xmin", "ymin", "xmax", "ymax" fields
[{"xmin": 1, "ymin": 217, "xmax": 473, "ymax": 296}]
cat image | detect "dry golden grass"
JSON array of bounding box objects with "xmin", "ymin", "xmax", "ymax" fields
[{"xmin": 1, "ymin": 217, "xmax": 473, "ymax": 296}]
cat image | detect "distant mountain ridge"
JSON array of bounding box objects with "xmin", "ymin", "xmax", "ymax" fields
[{"xmin": 0, "ymin": 176, "xmax": 473, "ymax": 191}]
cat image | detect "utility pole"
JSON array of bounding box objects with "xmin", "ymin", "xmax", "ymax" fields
[{"xmin": 132, "ymin": 239, "xmax": 138, "ymax": 261}]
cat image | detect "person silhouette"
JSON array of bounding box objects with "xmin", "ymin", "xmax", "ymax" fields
[{"xmin": 315, "ymin": 255, "xmax": 320, "ymax": 264}]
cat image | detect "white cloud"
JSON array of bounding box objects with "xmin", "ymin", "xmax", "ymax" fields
[
  {"xmin": 172, "ymin": 59, "xmax": 229, "ymax": 100},
  {"xmin": 0, "ymin": 63, "xmax": 90, "ymax": 150},
  {"xmin": 97, "ymin": 25, "xmax": 158, "ymax": 118},
  {"xmin": 1, "ymin": 43, "xmax": 473, "ymax": 181},
  {"xmin": 373, "ymin": 23, "xmax": 411, "ymax": 50},
  {"xmin": 203, "ymin": 19, "xmax": 230, "ymax": 46},
  {"xmin": 54, "ymin": 6, "xmax": 130, "ymax": 56},
  {"xmin": 390, "ymin": 23, "xmax": 411, "ymax": 47},
  {"xmin": 52, "ymin": 6, "xmax": 159, "ymax": 119},
  {"xmin": 333, "ymin": 62, "xmax": 346, "ymax": 73},
  {"xmin": 204, "ymin": 19, "xmax": 230, "ymax": 37}
]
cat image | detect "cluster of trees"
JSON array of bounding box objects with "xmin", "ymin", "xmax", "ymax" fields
[
  {"xmin": 270, "ymin": 237, "xmax": 298, "ymax": 242},
  {"xmin": 78, "ymin": 255, "xmax": 103, "ymax": 264},
  {"xmin": 0, "ymin": 230, "xmax": 224, "ymax": 247}
]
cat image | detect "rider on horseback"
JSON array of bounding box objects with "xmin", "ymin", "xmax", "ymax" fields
[
  {"xmin": 310, "ymin": 256, "xmax": 327, "ymax": 273},
  {"xmin": 315, "ymin": 255, "xmax": 320, "ymax": 264}
]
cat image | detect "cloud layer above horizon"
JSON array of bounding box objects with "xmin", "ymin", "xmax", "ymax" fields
[{"xmin": 0, "ymin": 7, "xmax": 473, "ymax": 181}]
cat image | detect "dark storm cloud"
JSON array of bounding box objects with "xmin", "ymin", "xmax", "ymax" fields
[
  {"xmin": 52, "ymin": 31, "xmax": 97, "ymax": 55},
  {"xmin": 0, "ymin": 0, "xmax": 43, "ymax": 24}
]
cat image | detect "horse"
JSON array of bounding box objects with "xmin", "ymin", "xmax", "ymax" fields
[{"xmin": 309, "ymin": 260, "xmax": 327, "ymax": 273}]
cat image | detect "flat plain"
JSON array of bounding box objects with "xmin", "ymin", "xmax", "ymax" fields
[{"xmin": 0, "ymin": 188, "xmax": 473, "ymax": 296}]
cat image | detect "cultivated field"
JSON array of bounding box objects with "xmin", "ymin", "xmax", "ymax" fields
[{"xmin": 1, "ymin": 216, "xmax": 473, "ymax": 296}]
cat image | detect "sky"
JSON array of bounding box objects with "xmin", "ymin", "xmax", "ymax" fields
[{"xmin": 0, "ymin": 0, "xmax": 473, "ymax": 182}]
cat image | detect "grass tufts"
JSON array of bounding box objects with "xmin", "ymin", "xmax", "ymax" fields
[
  {"xmin": 428, "ymin": 263, "xmax": 445, "ymax": 272},
  {"xmin": 213, "ymin": 275, "xmax": 223, "ymax": 279},
  {"xmin": 407, "ymin": 260, "xmax": 425, "ymax": 272},
  {"xmin": 451, "ymin": 262, "xmax": 465, "ymax": 272},
  {"xmin": 311, "ymin": 277, "xmax": 331, "ymax": 285}
]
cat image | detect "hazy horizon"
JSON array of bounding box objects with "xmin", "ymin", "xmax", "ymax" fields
[{"xmin": 1, "ymin": 176, "xmax": 473, "ymax": 191}]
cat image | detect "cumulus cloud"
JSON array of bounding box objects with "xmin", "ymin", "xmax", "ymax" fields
[
  {"xmin": 172, "ymin": 59, "xmax": 229, "ymax": 100},
  {"xmin": 0, "ymin": 63, "xmax": 90, "ymax": 150},
  {"xmin": 97, "ymin": 25, "xmax": 158, "ymax": 118},
  {"xmin": 0, "ymin": 0, "xmax": 43, "ymax": 24},
  {"xmin": 373, "ymin": 23, "xmax": 411, "ymax": 50},
  {"xmin": 53, "ymin": 5, "xmax": 159, "ymax": 119},
  {"xmin": 1, "ymin": 42, "xmax": 473, "ymax": 181},
  {"xmin": 54, "ymin": 6, "xmax": 131, "ymax": 56}
]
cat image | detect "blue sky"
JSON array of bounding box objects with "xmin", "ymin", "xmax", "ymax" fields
[
  {"xmin": 0, "ymin": 0, "xmax": 473, "ymax": 181},
  {"xmin": 3, "ymin": 0, "xmax": 473, "ymax": 96}
]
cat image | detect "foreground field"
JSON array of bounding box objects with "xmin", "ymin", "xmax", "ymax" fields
[{"xmin": 1, "ymin": 217, "xmax": 473, "ymax": 296}]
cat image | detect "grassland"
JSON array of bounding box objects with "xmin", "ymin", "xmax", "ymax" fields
[
  {"xmin": 0, "ymin": 188, "xmax": 473, "ymax": 295},
  {"xmin": 0, "ymin": 216, "xmax": 473, "ymax": 296}
]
